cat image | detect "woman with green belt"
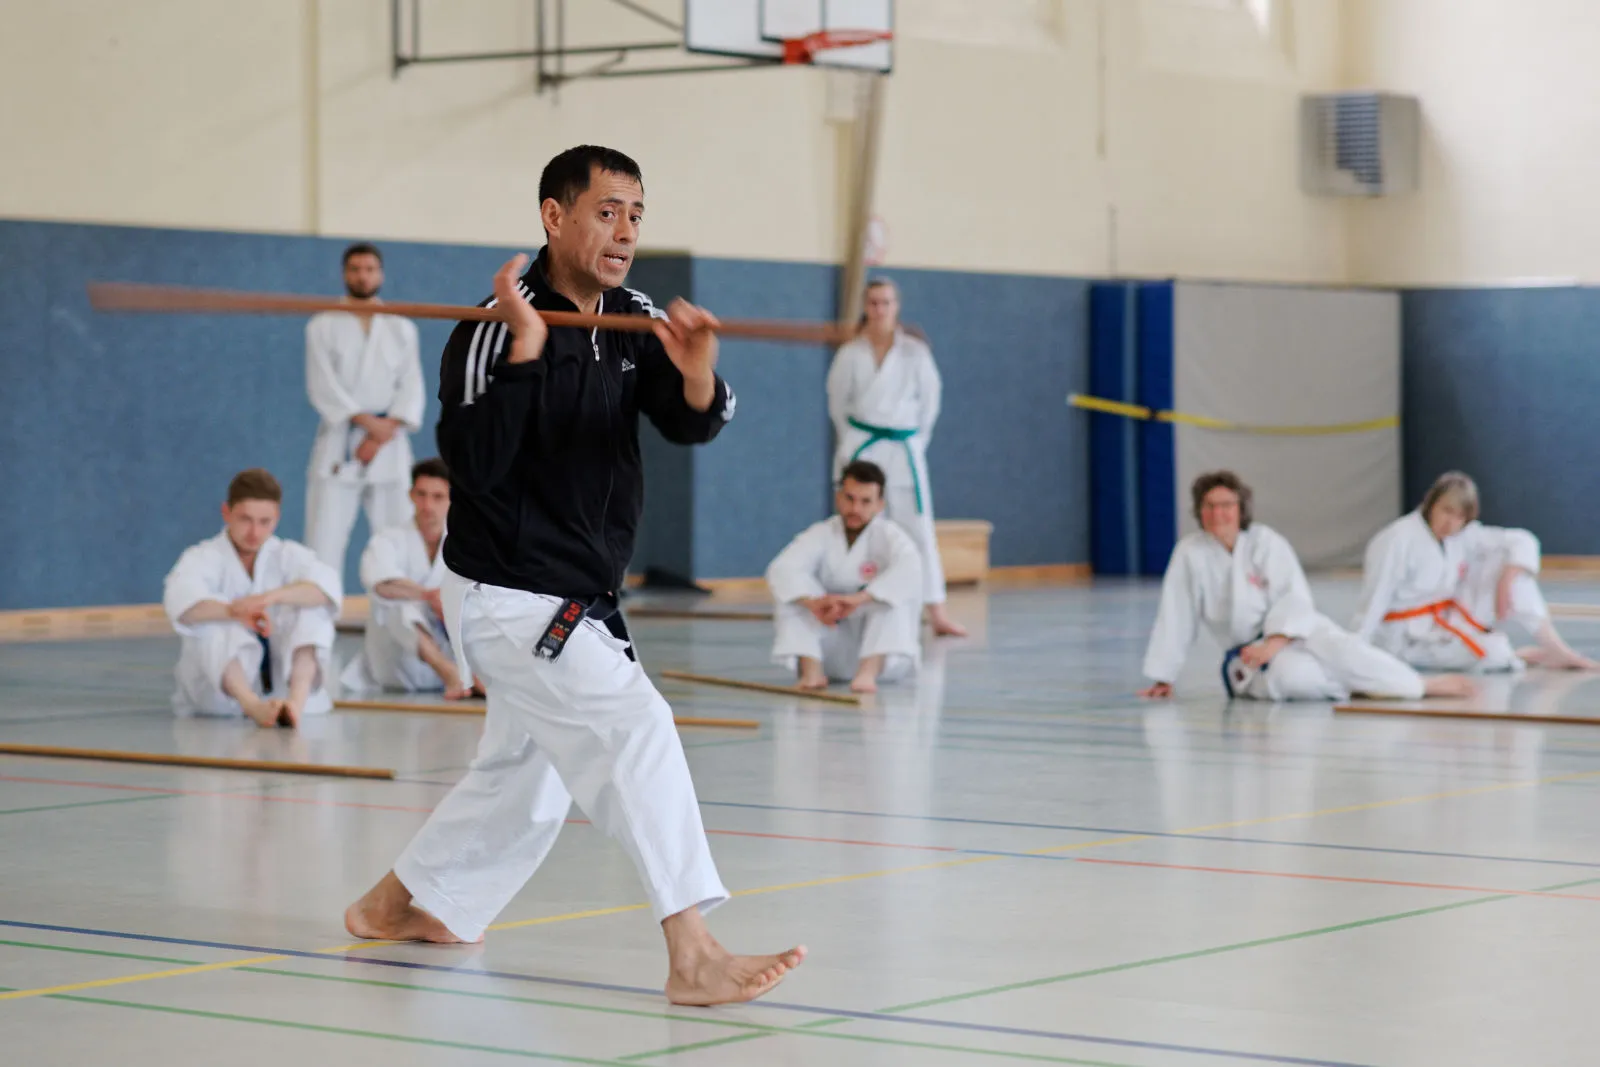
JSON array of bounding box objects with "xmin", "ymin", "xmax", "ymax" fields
[{"xmin": 826, "ymin": 278, "xmax": 966, "ymax": 637}]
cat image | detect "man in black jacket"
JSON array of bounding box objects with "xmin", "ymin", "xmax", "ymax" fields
[{"xmin": 344, "ymin": 145, "xmax": 804, "ymax": 1006}]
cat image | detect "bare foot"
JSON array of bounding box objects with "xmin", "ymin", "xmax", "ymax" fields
[
  {"xmin": 1423, "ymin": 674, "xmax": 1478, "ymax": 699},
  {"xmin": 278, "ymin": 697, "xmax": 303, "ymax": 729},
  {"xmin": 850, "ymin": 673, "xmax": 878, "ymax": 693},
  {"xmin": 665, "ymin": 945, "xmax": 807, "ymax": 1006},
  {"xmin": 344, "ymin": 872, "xmax": 474, "ymax": 944},
  {"xmin": 442, "ymin": 679, "xmax": 474, "ymax": 700},
  {"xmin": 927, "ymin": 607, "xmax": 967, "ymax": 638},
  {"xmin": 241, "ymin": 696, "xmax": 284, "ymax": 728},
  {"xmin": 1521, "ymin": 646, "xmax": 1600, "ymax": 671},
  {"xmin": 796, "ymin": 658, "xmax": 828, "ymax": 691}
]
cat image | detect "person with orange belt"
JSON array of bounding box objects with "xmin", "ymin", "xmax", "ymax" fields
[
  {"xmin": 1353, "ymin": 471, "xmax": 1598, "ymax": 672},
  {"xmin": 1138, "ymin": 471, "xmax": 1474, "ymax": 702}
]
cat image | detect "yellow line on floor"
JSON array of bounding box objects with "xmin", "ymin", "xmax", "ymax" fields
[
  {"xmin": 12, "ymin": 765, "xmax": 1597, "ymax": 1003},
  {"xmin": 0, "ymin": 955, "xmax": 286, "ymax": 1002}
]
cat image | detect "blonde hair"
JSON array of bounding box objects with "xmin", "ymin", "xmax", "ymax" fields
[{"xmin": 1420, "ymin": 470, "xmax": 1480, "ymax": 523}]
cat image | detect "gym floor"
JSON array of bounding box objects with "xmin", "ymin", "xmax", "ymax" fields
[{"xmin": 4, "ymin": 576, "xmax": 1600, "ymax": 1066}]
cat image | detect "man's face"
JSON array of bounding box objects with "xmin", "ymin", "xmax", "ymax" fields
[
  {"xmin": 222, "ymin": 498, "xmax": 280, "ymax": 554},
  {"xmin": 411, "ymin": 475, "xmax": 450, "ymax": 535},
  {"xmin": 836, "ymin": 477, "xmax": 885, "ymax": 533},
  {"xmin": 544, "ymin": 167, "xmax": 643, "ymax": 292},
  {"xmin": 344, "ymin": 253, "xmax": 384, "ymax": 299}
]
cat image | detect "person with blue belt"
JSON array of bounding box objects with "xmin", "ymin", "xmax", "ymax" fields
[{"xmin": 826, "ymin": 277, "xmax": 966, "ymax": 637}]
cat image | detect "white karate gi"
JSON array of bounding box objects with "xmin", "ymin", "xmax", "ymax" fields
[
  {"xmin": 339, "ymin": 524, "xmax": 454, "ymax": 693},
  {"xmin": 304, "ymin": 309, "xmax": 425, "ymax": 573},
  {"xmin": 827, "ymin": 329, "xmax": 946, "ymax": 604},
  {"xmin": 766, "ymin": 514, "xmax": 923, "ymax": 683},
  {"xmin": 161, "ymin": 531, "xmax": 342, "ymax": 718},
  {"xmin": 1353, "ymin": 511, "xmax": 1547, "ymax": 671},
  {"xmin": 392, "ymin": 572, "xmax": 729, "ymax": 943},
  {"xmin": 1143, "ymin": 524, "xmax": 1424, "ymax": 701}
]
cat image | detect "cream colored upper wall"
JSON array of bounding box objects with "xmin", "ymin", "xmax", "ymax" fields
[
  {"xmin": 0, "ymin": 0, "xmax": 1350, "ymax": 283},
  {"xmin": 1344, "ymin": 0, "xmax": 1600, "ymax": 285}
]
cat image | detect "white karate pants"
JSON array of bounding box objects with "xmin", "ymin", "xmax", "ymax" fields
[
  {"xmin": 340, "ymin": 603, "xmax": 448, "ymax": 693},
  {"xmin": 394, "ymin": 584, "xmax": 728, "ymax": 942},
  {"xmin": 771, "ymin": 600, "xmax": 918, "ymax": 683},
  {"xmin": 1237, "ymin": 622, "xmax": 1426, "ymax": 702},
  {"xmin": 305, "ymin": 478, "xmax": 412, "ymax": 574},
  {"xmin": 172, "ymin": 605, "xmax": 336, "ymax": 718}
]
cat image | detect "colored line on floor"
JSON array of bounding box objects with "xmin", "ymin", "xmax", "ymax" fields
[
  {"xmin": 4, "ymin": 768, "xmax": 1593, "ymax": 1007},
  {"xmin": 0, "ymin": 940, "xmax": 1141, "ymax": 1067},
  {"xmin": 700, "ymin": 799, "xmax": 1600, "ymax": 871},
  {"xmin": 7, "ymin": 988, "xmax": 636, "ymax": 1066},
  {"xmin": 877, "ymin": 875, "xmax": 1600, "ymax": 1015},
  {"xmin": 0, "ymin": 933, "xmax": 1374, "ymax": 1067}
]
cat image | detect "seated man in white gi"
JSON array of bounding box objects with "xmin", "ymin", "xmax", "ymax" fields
[
  {"xmin": 1353, "ymin": 470, "xmax": 1599, "ymax": 672},
  {"xmin": 162, "ymin": 468, "xmax": 343, "ymax": 727},
  {"xmin": 1139, "ymin": 470, "xmax": 1475, "ymax": 703},
  {"xmin": 765, "ymin": 459, "xmax": 923, "ymax": 693},
  {"xmin": 341, "ymin": 458, "xmax": 476, "ymax": 698}
]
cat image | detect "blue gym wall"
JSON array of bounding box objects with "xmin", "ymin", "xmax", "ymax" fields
[
  {"xmin": 0, "ymin": 219, "xmax": 1093, "ymax": 610},
  {"xmin": 1401, "ymin": 286, "xmax": 1600, "ymax": 551}
]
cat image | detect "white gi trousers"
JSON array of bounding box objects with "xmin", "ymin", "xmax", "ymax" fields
[
  {"xmin": 305, "ymin": 478, "xmax": 413, "ymax": 575},
  {"xmin": 394, "ymin": 582, "xmax": 729, "ymax": 942},
  {"xmin": 340, "ymin": 603, "xmax": 449, "ymax": 693},
  {"xmin": 771, "ymin": 600, "xmax": 918, "ymax": 683},
  {"xmin": 884, "ymin": 487, "xmax": 947, "ymax": 607},
  {"xmin": 1233, "ymin": 623, "xmax": 1426, "ymax": 702},
  {"xmin": 172, "ymin": 605, "xmax": 337, "ymax": 717},
  {"xmin": 1392, "ymin": 557, "xmax": 1546, "ymax": 673}
]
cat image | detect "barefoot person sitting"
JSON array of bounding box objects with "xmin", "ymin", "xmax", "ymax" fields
[
  {"xmin": 1139, "ymin": 471, "xmax": 1475, "ymax": 702},
  {"xmin": 765, "ymin": 460, "xmax": 923, "ymax": 693},
  {"xmin": 340, "ymin": 458, "xmax": 479, "ymax": 699},
  {"xmin": 1354, "ymin": 471, "xmax": 1600, "ymax": 673},
  {"xmin": 162, "ymin": 468, "xmax": 342, "ymax": 727}
]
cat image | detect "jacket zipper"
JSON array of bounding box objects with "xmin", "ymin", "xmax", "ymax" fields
[{"xmin": 593, "ymin": 324, "xmax": 618, "ymax": 593}]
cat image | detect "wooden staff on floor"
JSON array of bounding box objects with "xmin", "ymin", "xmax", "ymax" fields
[{"xmin": 87, "ymin": 282, "xmax": 851, "ymax": 346}]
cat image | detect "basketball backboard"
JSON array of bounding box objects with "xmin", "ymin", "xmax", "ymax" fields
[{"xmin": 685, "ymin": 0, "xmax": 893, "ymax": 72}]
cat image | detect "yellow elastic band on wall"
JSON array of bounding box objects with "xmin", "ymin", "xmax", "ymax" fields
[{"xmin": 1067, "ymin": 394, "xmax": 1399, "ymax": 437}]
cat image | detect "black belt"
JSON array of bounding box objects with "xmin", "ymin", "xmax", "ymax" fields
[{"xmin": 533, "ymin": 592, "xmax": 632, "ymax": 662}]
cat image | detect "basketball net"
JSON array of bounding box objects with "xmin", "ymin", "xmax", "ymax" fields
[{"xmin": 781, "ymin": 29, "xmax": 892, "ymax": 65}]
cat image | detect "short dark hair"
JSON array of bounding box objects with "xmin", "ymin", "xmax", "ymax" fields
[
  {"xmin": 343, "ymin": 241, "xmax": 382, "ymax": 266},
  {"xmin": 1190, "ymin": 470, "xmax": 1253, "ymax": 529},
  {"xmin": 539, "ymin": 145, "xmax": 644, "ymax": 218},
  {"xmin": 227, "ymin": 468, "xmax": 282, "ymax": 507},
  {"xmin": 839, "ymin": 460, "xmax": 887, "ymax": 496},
  {"xmin": 411, "ymin": 457, "xmax": 450, "ymax": 485}
]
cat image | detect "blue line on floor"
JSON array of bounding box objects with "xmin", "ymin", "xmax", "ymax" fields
[{"xmin": 0, "ymin": 918, "xmax": 1376, "ymax": 1067}]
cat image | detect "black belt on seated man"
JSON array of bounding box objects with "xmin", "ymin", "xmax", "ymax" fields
[{"xmin": 534, "ymin": 592, "xmax": 633, "ymax": 662}]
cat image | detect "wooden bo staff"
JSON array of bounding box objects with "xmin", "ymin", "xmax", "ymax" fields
[
  {"xmin": 0, "ymin": 742, "xmax": 395, "ymax": 779},
  {"xmin": 87, "ymin": 282, "xmax": 851, "ymax": 346},
  {"xmin": 333, "ymin": 699, "xmax": 758, "ymax": 729}
]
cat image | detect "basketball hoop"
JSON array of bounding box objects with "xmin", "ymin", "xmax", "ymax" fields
[{"xmin": 781, "ymin": 29, "xmax": 893, "ymax": 66}]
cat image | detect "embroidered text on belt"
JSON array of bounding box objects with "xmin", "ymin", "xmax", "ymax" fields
[
  {"xmin": 847, "ymin": 416, "xmax": 923, "ymax": 513},
  {"xmin": 1383, "ymin": 600, "xmax": 1492, "ymax": 658}
]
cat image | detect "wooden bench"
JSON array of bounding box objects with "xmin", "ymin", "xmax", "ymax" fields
[{"xmin": 936, "ymin": 519, "xmax": 993, "ymax": 585}]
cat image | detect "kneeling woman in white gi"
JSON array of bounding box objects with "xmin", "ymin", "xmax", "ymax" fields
[
  {"xmin": 1139, "ymin": 471, "xmax": 1474, "ymax": 702},
  {"xmin": 1353, "ymin": 470, "xmax": 1597, "ymax": 672},
  {"xmin": 766, "ymin": 460, "xmax": 923, "ymax": 693},
  {"xmin": 162, "ymin": 469, "xmax": 342, "ymax": 727}
]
